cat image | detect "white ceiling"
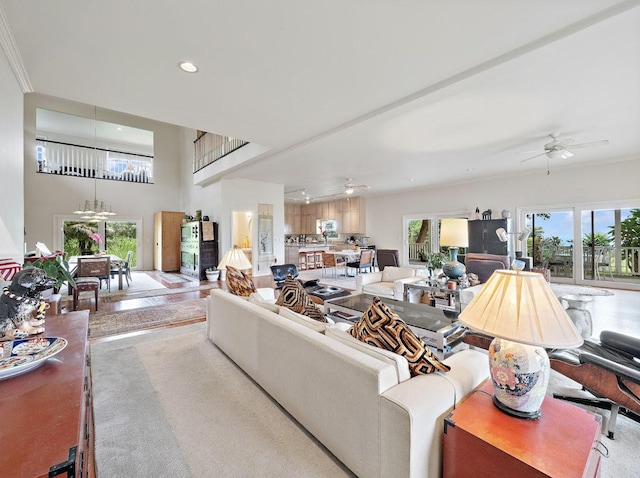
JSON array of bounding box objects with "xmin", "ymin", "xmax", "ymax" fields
[{"xmin": 2, "ymin": 1, "xmax": 639, "ymax": 202}]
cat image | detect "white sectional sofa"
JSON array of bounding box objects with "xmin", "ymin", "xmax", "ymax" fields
[
  {"xmin": 355, "ymin": 266, "xmax": 428, "ymax": 300},
  {"xmin": 206, "ymin": 289, "xmax": 488, "ymax": 478}
]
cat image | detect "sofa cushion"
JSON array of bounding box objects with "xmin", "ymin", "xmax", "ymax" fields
[
  {"xmin": 362, "ymin": 281, "xmax": 395, "ymax": 297},
  {"xmin": 226, "ymin": 265, "xmax": 257, "ymax": 297},
  {"xmin": 381, "ymin": 266, "xmax": 415, "ymax": 282},
  {"xmin": 279, "ymin": 307, "xmax": 327, "ymax": 333},
  {"xmin": 275, "ymin": 276, "xmax": 327, "ymax": 323},
  {"xmin": 348, "ymin": 297, "xmax": 451, "ymax": 376},
  {"xmin": 326, "ymin": 327, "xmax": 411, "ymax": 382},
  {"xmin": 248, "ymin": 291, "xmax": 280, "ymax": 313}
]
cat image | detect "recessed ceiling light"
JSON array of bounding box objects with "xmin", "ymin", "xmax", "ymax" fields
[
  {"xmin": 466, "ymin": 168, "xmax": 474, "ymax": 172},
  {"xmin": 116, "ymin": 127, "xmax": 122, "ymax": 131},
  {"xmin": 408, "ymin": 179, "xmax": 416, "ymax": 182},
  {"xmin": 179, "ymin": 61, "xmax": 198, "ymax": 73}
]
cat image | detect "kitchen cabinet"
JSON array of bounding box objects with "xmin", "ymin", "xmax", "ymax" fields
[
  {"xmin": 285, "ymin": 197, "xmax": 366, "ymax": 234},
  {"xmin": 154, "ymin": 210, "xmax": 185, "ymax": 271}
]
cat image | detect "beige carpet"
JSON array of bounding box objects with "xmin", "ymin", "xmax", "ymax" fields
[
  {"xmin": 91, "ymin": 323, "xmax": 354, "ymax": 477},
  {"xmin": 90, "ymin": 323, "xmax": 638, "ymax": 477},
  {"xmin": 89, "ymin": 299, "xmax": 205, "ymax": 338},
  {"xmin": 103, "ymin": 283, "xmax": 218, "ymax": 303}
]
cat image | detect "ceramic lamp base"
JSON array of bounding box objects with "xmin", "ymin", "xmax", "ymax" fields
[{"xmin": 488, "ymin": 337, "xmax": 550, "ymax": 420}]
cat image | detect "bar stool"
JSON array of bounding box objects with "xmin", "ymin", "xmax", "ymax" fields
[
  {"xmin": 298, "ymin": 252, "xmax": 307, "ymax": 271},
  {"xmin": 306, "ymin": 252, "xmax": 316, "ymax": 269},
  {"xmin": 315, "ymin": 251, "xmax": 324, "ymax": 268}
]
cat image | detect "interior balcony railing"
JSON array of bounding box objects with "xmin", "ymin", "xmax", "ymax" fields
[
  {"xmin": 193, "ymin": 132, "xmax": 248, "ymax": 173},
  {"xmin": 36, "ymin": 139, "xmax": 153, "ymax": 183}
]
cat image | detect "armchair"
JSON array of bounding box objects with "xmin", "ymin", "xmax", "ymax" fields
[
  {"xmin": 356, "ymin": 266, "xmax": 424, "ymax": 300},
  {"xmin": 458, "ymin": 253, "xmax": 510, "ymax": 310},
  {"xmin": 375, "ymin": 249, "xmax": 400, "ymax": 271}
]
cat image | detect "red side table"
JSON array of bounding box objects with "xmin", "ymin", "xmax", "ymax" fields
[{"xmin": 443, "ymin": 380, "xmax": 604, "ymax": 478}]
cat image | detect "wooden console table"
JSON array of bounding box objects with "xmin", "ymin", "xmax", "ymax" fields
[
  {"xmin": 443, "ymin": 380, "xmax": 603, "ymax": 477},
  {"xmin": 0, "ymin": 310, "xmax": 94, "ymax": 478}
]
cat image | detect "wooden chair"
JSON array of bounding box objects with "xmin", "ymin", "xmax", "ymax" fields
[
  {"xmin": 346, "ymin": 249, "xmax": 374, "ymax": 276},
  {"xmin": 321, "ymin": 252, "xmax": 342, "ymax": 278},
  {"xmin": 72, "ymin": 256, "xmax": 110, "ymax": 311}
]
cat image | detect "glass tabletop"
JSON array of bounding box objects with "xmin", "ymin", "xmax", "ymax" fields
[{"xmin": 326, "ymin": 294, "xmax": 458, "ymax": 333}]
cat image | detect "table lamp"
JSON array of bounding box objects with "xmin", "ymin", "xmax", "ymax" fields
[
  {"xmin": 459, "ymin": 269, "xmax": 583, "ymax": 419},
  {"xmin": 218, "ymin": 245, "xmax": 252, "ymax": 280},
  {"xmin": 440, "ymin": 218, "xmax": 469, "ymax": 280}
]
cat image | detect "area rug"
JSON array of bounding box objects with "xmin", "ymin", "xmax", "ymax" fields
[
  {"xmin": 89, "ymin": 299, "xmax": 206, "ymax": 338},
  {"xmin": 91, "ymin": 322, "xmax": 353, "ymax": 477},
  {"xmin": 103, "ymin": 283, "xmax": 219, "ymax": 303},
  {"xmin": 156, "ymin": 272, "xmax": 196, "ymax": 283}
]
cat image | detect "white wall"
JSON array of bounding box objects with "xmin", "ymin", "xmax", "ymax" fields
[
  {"xmin": 23, "ymin": 93, "xmax": 183, "ymax": 269},
  {"xmin": 0, "ymin": 48, "xmax": 24, "ymax": 261},
  {"xmin": 365, "ymin": 158, "xmax": 640, "ymax": 257},
  {"xmin": 178, "ymin": 128, "xmax": 285, "ymax": 276}
]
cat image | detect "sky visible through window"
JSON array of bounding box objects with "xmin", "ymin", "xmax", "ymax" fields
[{"xmin": 532, "ymin": 209, "xmax": 631, "ymax": 245}]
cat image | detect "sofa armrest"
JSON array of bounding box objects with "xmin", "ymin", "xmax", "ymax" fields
[
  {"xmin": 379, "ymin": 349, "xmax": 488, "ymax": 478},
  {"xmin": 392, "ymin": 277, "xmax": 422, "ymax": 300},
  {"xmin": 356, "ymin": 271, "xmax": 383, "ymax": 293}
]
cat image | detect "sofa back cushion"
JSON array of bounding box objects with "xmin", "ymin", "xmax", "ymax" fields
[
  {"xmin": 248, "ymin": 291, "xmax": 280, "ymax": 313},
  {"xmin": 279, "ymin": 307, "xmax": 328, "ymax": 333},
  {"xmin": 349, "ymin": 297, "xmax": 451, "ymax": 376},
  {"xmin": 326, "ymin": 327, "xmax": 411, "ymax": 382},
  {"xmin": 381, "ymin": 266, "xmax": 415, "ymax": 282}
]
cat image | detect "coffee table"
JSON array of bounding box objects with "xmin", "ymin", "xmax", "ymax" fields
[{"xmin": 325, "ymin": 294, "xmax": 464, "ymax": 359}]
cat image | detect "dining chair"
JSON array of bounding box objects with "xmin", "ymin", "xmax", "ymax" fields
[
  {"xmin": 111, "ymin": 250, "xmax": 133, "ymax": 286},
  {"xmin": 321, "ymin": 252, "xmax": 340, "ymax": 278},
  {"xmin": 71, "ymin": 256, "xmax": 110, "ymax": 311},
  {"xmin": 346, "ymin": 249, "xmax": 374, "ymax": 276},
  {"xmin": 78, "ymin": 256, "xmax": 111, "ymax": 291}
]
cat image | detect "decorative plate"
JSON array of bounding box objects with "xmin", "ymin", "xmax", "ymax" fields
[{"xmin": 0, "ymin": 337, "xmax": 68, "ymax": 380}]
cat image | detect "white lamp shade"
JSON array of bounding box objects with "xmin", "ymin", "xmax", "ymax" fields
[
  {"xmin": 459, "ymin": 269, "xmax": 583, "ymax": 349},
  {"xmin": 440, "ymin": 218, "xmax": 469, "ymax": 248},
  {"xmin": 218, "ymin": 246, "xmax": 252, "ymax": 270}
]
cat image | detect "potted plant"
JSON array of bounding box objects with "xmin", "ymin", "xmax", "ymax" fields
[
  {"xmin": 427, "ymin": 251, "xmax": 448, "ymax": 278},
  {"xmin": 205, "ymin": 267, "xmax": 220, "ymax": 281},
  {"xmin": 23, "ymin": 255, "xmax": 76, "ymax": 293}
]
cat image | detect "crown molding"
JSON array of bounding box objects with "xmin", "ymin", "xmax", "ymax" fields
[{"xmin": 0, "ymin": 3, "xmax": 33, "ymax": 93}]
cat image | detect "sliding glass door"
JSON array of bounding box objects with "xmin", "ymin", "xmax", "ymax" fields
[
  {"xmin": 55, "ymin": 216, "xmax": 140, "ymax": 268},
  {"xmin": 521, "ymin": 205, "xmax": 639, "ymax": 288}
]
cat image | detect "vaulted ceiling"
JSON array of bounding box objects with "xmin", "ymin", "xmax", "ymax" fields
[{"xmin": 2, "ymin": 1, "xmax": 639, "ymax": 202}]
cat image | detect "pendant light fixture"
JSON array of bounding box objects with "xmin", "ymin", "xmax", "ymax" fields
[{"xmin": 72, "ymin": 106, "xmax": 116, "ymax": 222}]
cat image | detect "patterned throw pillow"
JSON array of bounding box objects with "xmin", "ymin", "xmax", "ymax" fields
[
  {"xmin": 226, "ymin": 265, "xmax": 257, "ymax": 297},
  {"xmin": 275, "ymin": 275, "xmax": 327, "ymax": 323},
  {"xmin": 348, "ymin": 297, "xmax": 450, "ymax": 376}
]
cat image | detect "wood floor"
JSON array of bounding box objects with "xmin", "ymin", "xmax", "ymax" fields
[{"xmin": 68, "ymin": 270, "xmax": 640, "ymax": 341}]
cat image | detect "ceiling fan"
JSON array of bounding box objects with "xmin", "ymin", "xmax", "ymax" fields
[
  {"xmin": 519, "ymin": 133, "xmax": 609, "ymax": 163},
  {"xmin": 343, "ymin": 178, "xmax": 370, "ymax": 195}
]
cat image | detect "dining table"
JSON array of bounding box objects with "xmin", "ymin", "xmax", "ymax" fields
[{"xmin": 68, "ymin": 254, "xmax": 125, "ymax": 290}]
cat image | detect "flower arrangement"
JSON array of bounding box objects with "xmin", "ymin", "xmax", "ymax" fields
[
  {"xmin": 428, "ymin": 251, "xmax": 448, "ymax": 269},
  {"xmin": 89, "ymin": 232, "xmax": 103, "ymax": 245}
]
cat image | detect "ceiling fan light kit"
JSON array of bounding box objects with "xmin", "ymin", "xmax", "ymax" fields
[{"xmin": 520, "ymin": 133, "xmax": 608, "ymax": 163}]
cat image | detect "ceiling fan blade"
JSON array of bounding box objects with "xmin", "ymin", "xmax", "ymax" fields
[
  {"xmin": 569, "ymin": 139, "xmax": 609, "ymax": 149},
  {"xmin": 520, "ymin": 152, "xmax": 547, "ymax": 163}
]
